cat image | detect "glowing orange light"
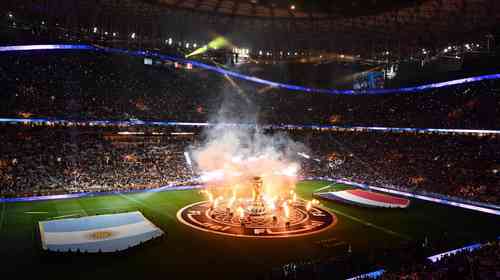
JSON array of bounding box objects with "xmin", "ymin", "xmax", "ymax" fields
[
  {"xmin": 237, "ymin": 206, "xmax": 245, "ymax": 219},
  {"xmin": 283, "ymin": 202, "xmax": 290, "ymax": 219},
  {"xmin": 269, "ymin": 200, "xmax": 276, "ymax": 211},
  {"xmin": 306, "ymin": 201, "xmax": 312, "ymax": 212},
  {"xmin": 227, "ymin": 196, "xmax": 236, "ymax": 208},
  {"xmin": 206, "ymin": 191, "xmax": 214, "ymax": 203}
]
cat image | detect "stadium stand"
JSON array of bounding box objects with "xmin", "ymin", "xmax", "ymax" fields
[
  {"xmin": 0, "ymin": 2, "xmax": 499, "ymax": 279},
  {"xmin": 1, "ymin": 50, "xmax": 499, "ymax": 129},
  {"xmin": 0, "ymin": 127, "xmax": 193, "ymax": 197},
  {"xmin": 1, "ymin": 125, "xmax": 499, "ymax": 210},
  {"xmin": 270, "ymin": 239, "xmax": 500, "ymax": 279},
  {"xmin": 297, "ymin": 130, "xmax": 500, "ymax": 205}
]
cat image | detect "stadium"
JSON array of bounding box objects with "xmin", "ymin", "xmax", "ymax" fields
[{"xmin": 1, "ymin": 0, "xmax": 500, "ymax": 279}]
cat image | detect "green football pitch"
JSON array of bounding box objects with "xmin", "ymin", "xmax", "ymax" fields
[{"xmin": 0, "ymin": 180, "xmax": 499, "ymax": 279}]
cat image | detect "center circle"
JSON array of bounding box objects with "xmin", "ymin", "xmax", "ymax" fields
[{"xmin": 177, "ymin": 200, "xmax": 337, "ymax": 238}]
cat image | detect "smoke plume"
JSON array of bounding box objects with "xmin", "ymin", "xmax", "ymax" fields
[{"xmin": 191, "ymin": 80, "xmax": 304, "ymax": 198}]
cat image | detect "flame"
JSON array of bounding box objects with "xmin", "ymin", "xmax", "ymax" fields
[
  {"xmin": 283, "ymin": 202, "xmax": 290, "ymax": 219},
  {"xmin": 269, "ymin": 201, "xmax": 276, "ymax": 211},
  {"xmin": 306, "ymin": 201, "xmax": 312, "ymax": 211},
  {"xmin": 202, "ymin": 190, "xmax": 214, "ymax": 204},
  {"xmin": 266, "ymin": 196, "xmax": 277, "ymax": 211},
  {"xmin": 227, "ymin": 196, "xmax": 236, "ymax": 208},
  {"xmin": 237, "ymin": 206, "xmax": 245, "ymax": 219},
  {"xmin": 192, "ymin": 126, "xmax": 300, "ymax": 206}
]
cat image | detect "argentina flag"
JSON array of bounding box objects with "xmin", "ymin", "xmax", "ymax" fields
[{"xmin": 39, "ymin": 211, "xmax": 164, "ymax": 253}]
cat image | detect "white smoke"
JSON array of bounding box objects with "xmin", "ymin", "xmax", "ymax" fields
[
  {"xmin": 191, "ymin": 81, "xmax": 305, "ymax": 198},
  {"xmin": 193, "ymin": 125, "xmax": 302, "ymax": 197}
]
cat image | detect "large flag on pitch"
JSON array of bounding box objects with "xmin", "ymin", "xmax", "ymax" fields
[
  {"xmin": 318, "ymin": 189, "xmax": 410, "ymax": 208},
  {"xmin": 39, "ymin": 211, "xmax": 164, "ymax": 252}
]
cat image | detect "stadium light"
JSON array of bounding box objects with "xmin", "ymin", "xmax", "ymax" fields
[
  {"xmin": 186, "ymin": 37, "xmax": 230, "ymax": 58},
  {"xmin": 8, "ymin": 12, "xmax": 13, "ymax": 19},
  {"xmin": 290, "ymin": 5, "xmax": 296, "ymax": 10},
  {"xmin": 130, "ymin": 33, "xmax": 136, "ymax": 39},
  {"xmin": 112, "ymin": 32, "xmax": 117, "ymax": 37},
  {"xmin": 93, "ymin": 27, "xmax": 98, "ymax": 33},
  {"xmin": 168, "ymin": 38, "xmax": 173, "ymax": 45}
]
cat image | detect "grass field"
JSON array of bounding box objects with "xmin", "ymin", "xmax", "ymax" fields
[{"xmin": 1, "ymin": 180, "xmax": 499, "ymax": 279}]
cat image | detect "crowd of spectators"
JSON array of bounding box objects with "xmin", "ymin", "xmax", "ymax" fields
[
  {"xmin": 268, "ymin": 239, "xmax": 500, "ymax": 280},
  {"xmin": 376, "ymin": 240, "xmax": 500, "ymax": 279},
  {"xmin": 0, "ymin": 39, "xmax": 499, "ymax": 206},
  {"xmin": 295, "ymin": 130, "xmax": 500, "ymax": 205},
  {"xmin": 1, "ymin": 125, "xmax": 499, "ymax": 209},
  {"xmin": 1, "ymin": 6, "xmax": 499, "ymax": 280},
  {"xmin": 1, "ymin": 51, "xmax": 500, "ymax": 129},
  {"xmin": 0, "ymin": 51, "xmax": 226, "ymax": 122},
  {"xmin": 0, "ymin": 127, "xmax": 193, "ymax": 197}
]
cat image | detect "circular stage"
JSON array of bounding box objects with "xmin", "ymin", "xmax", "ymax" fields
[{"xmin": 177, "ymin": 200, "xmax": 337, "ymax": 238}]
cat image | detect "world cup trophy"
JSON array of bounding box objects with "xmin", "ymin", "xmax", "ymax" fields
[{"xmin": 247, "ymin": 176, "xmax": 267, "ymax": 216}]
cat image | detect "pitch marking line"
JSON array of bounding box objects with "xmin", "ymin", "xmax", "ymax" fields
[
  {"xmin": 13, "ymin": 199, "xmax": 177, "ymax": 219},
  {"xmin": 326, "ymin": 206, "xmax": 411, "ymax": 240},
  {"xmin": 22, "ymin": 205, "xmax": 136, "ymax": 216},
  {"xmin": 52, "ymin": 214, "xmax": 80, "ymax": 219},
  {"xmin": 25, "ymin": 211, "xmax": 48, "ymax": 214},
  {"xmin": 117, "ymin": 193, "xmax": 176, "ymax": 219},
  {"xmin": 314, "ymin": 184, "xmax": 333, "ymax": 193},
  {"xmin": 0, "ymin": 201, "xmax": 5, "ymax": 233}
]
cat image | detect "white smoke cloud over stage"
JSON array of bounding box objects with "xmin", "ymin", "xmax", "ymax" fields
[
  {"xmin": 191, "ymin": 80, "xmax": 305, "ymax": 198},
  {"xmin": 192, "ymin": 124, "xmax": 303, "ymax": 198}
]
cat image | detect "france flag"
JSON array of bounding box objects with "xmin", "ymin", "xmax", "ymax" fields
[{"xmin": 39, "ymin": 212, "xmax": 164, "ymax": 253}]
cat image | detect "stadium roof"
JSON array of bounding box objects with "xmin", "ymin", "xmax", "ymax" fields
[
  {"xmin": 3, "ymin": 0, "xmax": 499, "ymax": 56},
  {"xmin": 145, "ymin": 0, "xmax": 421, "ymax": 19}
]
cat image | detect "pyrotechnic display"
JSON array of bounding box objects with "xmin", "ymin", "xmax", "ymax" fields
[{"xmin": 177, "ymin": 126, "xmax": 336, "ymax": 237}]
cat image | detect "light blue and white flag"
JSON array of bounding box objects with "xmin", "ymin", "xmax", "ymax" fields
[{"xmin": 39, "ymin": 211, "xmax": 164, "ymax": 252}]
